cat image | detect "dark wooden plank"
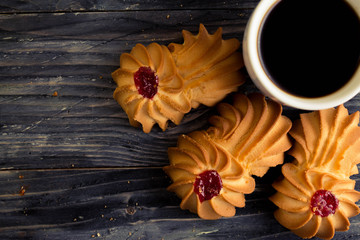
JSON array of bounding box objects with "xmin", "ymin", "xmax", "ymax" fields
[
  {"xmin": 0, "ymin": 10, "xmax": 251, "ymax": 42},
  {"xmin": 0, "ymin": 0, "xmax": 260, "ymax": 13},
  {"xmin": 0, "ymin": 168, "xmax": 359, "ymax": 239},
  {"xmin": 0, "ymin": 103, "xmax": 213, "ymax": 169}
]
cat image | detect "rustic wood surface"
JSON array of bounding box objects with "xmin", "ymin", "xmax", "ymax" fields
[{"xmin": 0, "ymin": 1, "xmax": 359, "ymax": 239}]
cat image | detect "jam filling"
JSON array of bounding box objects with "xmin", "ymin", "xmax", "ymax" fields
[
  {"xmin": 310, "ymin": 190, "xmax": 339, "ymax": 217},
  {"xmin": 194, "ymin": 170, "xmax": 223, "ymax": 203},
  {"xmin": 134, "ymin": 66, "xmax": 159, "ymax": 99}
]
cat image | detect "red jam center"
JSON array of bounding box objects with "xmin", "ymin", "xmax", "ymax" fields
[
  {"xmin": 194, "ymin": 170, "xmax": 223, "ymax": 203},
  {"xmin": 310, "ymin": 190, "xmax": 339, "ymax": 217},
  {"xmin": 134, "ymin": 66, "xmax": 159, "ymax": 99}
]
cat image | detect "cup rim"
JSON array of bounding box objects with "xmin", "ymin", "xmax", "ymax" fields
[{"xmin": 243, "ymin": 0, "xmax": 360, "ymax": 110}]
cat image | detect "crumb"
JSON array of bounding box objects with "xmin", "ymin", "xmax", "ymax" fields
[
  {"xmin": 101, "ymin": 214, "xmax": 104, "ymax": 218},
  {"xmin": 109, "ymin": 217, "xmax": 114, "ymax": 221},
  {"xmin": 19, "ymin": 175, "xmax": 24, "ymax": 179},
  {"xmin": 99, "ymin": 75, "xmax": 103, "ymax": 79},
  {"xmin": 166, "ymin": 14, "xmax": 170, "ymax": 19},
  {"xmin": 129, "ymin": 232, "xmax": 132, "ymax": 236},
  {"xmin": 71, "ymin": 164, "xmax": 75, "ymax": 168},
  {"xmin": 97, "ymin": 233, "xmax": 101, "ymax": 237},
  {"xmin": 126, "ymin": 206, "xmax": 136, "ymax": 215},
  {"xmin": 52, "ymin": 91, "xmax": 58, "ymax": 97},
  {"xmin": 19, "ymin": 186, "xmax": 26, "ymax": 196},
  {"xmin": 91, "ymin": 234, "xmax": 95, "ymax": 238},
  {"xmin": 104, "ymin": 205, "xmax": 107, "ymax": 208},
  {"xmin": 128, "ymin": 181, "xmax": 130, "ymax": 184}
]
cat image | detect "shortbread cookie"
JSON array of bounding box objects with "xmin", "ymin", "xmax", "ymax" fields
[
  {"xmin": 164, "ymin": 93, "xmax": 292, "ymax": 219},
  {"xmin": 112, "ymin": 43, "xmax": 189, "ymax": 133},
  {"xmin": 270, "ymin": 105, "xmax": 360, "ymax": 239},
  {"xmin": 169, "ymin": 24, "xmax": 245, "ymax": 108}
]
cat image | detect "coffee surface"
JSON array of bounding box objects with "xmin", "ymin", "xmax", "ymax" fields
[{"xmin": 259, "ymin": 0, "xmax": 360, "ymax": 98}]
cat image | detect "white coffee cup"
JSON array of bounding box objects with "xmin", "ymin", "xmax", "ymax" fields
[{"xmin": 243, "ymin": 0, "xmax": 360, "ymax": 110}]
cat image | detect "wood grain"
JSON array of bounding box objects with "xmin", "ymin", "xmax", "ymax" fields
[
  {"xmin": 0, "ymin": 0, "xmax": 260, "ymax": 13},
  {"xmin": 0, "ymin": 1, "xmax": 360, "ymax": 239}
]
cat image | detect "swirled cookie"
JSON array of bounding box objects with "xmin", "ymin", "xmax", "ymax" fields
[
  {"xmin": 168, "ymin": 24, "xmax": 245, "ymax": 108},
  {"xmin": 163, "ymin": 93, "xmax": 292, "ymax": 219},
  {"xmin": 270, "ymin": 105, "xmax": 360, "ymax": 239},
  {"xmin": 112, "ymin": 43, "xmax": 190, "ymax": 133},
  {"xmin": 112, "ymin": 24, "xmax": 245, "ymax": 133}
]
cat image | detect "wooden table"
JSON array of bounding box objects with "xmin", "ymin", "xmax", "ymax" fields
[{"xmin": 0, "ymin": 1, "xmax": 359, "ymax": 239}]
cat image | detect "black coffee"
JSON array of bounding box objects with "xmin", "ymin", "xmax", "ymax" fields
[{"xmin": 259, "ymin": 0, "xmax": 360, "ymax": 98}]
